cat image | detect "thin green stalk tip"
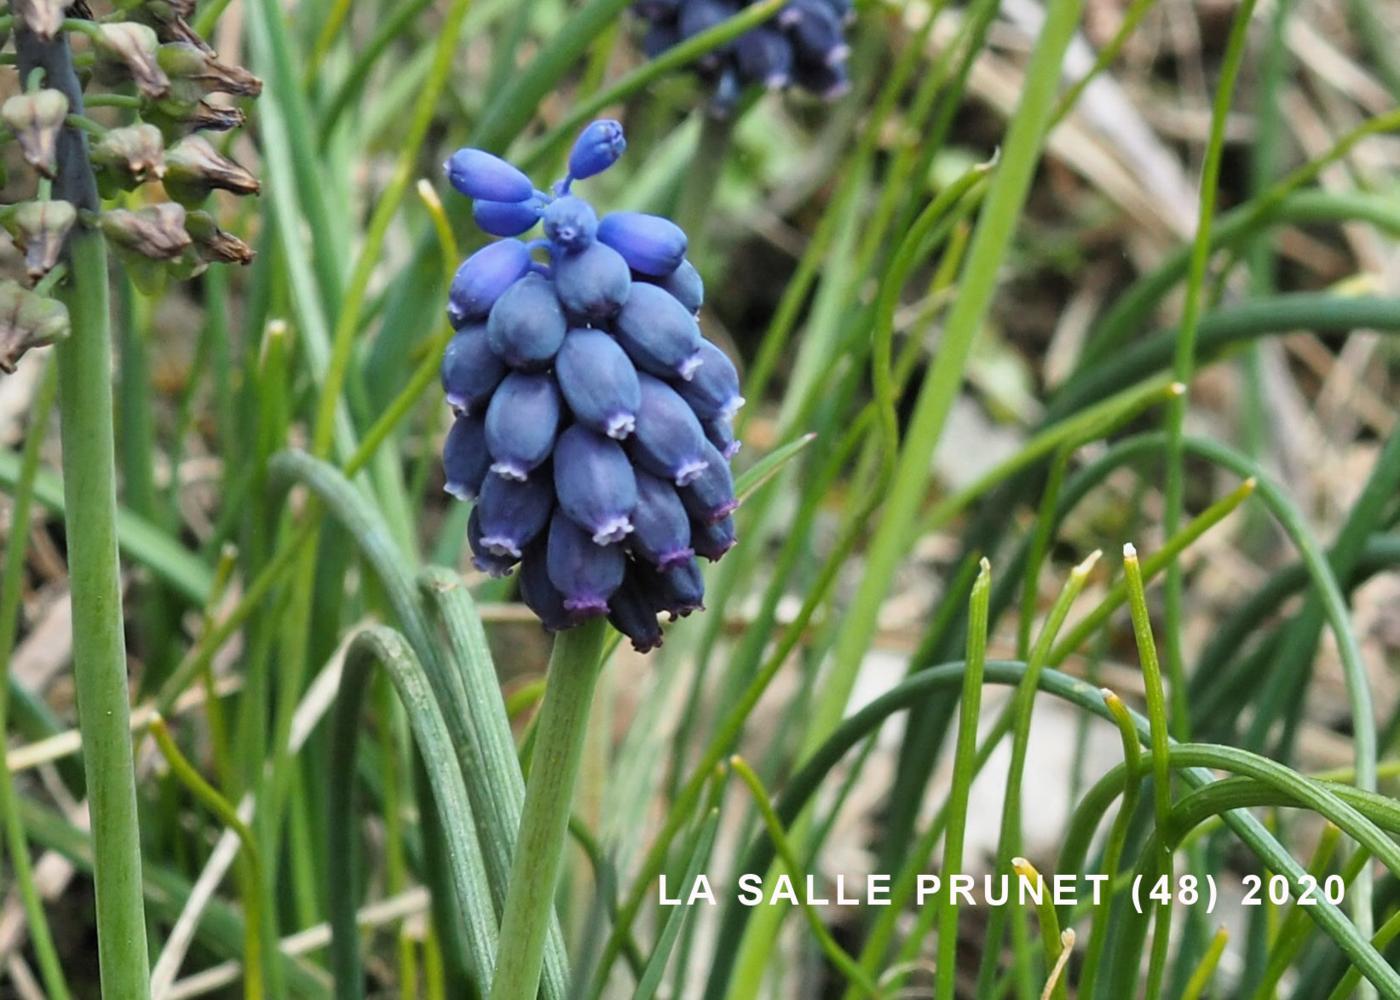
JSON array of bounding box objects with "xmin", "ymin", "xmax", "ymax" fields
[
  {"xmin": 1181, "ymin": 925, "xmax": 1229, "ymax": 1000},
  {"xmin": 930, "ymin": 554, "xmax": 991, "ymax": 1000},
  {"xmin": 1041, "ymin": 930, "xmax": 1075, "ymax": 1000},
  {"xmin": 1122, "ymin": 543, "xmax": 1172, "ymax": 828}
]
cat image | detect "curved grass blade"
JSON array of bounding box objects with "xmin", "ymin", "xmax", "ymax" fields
[
  {"xmin": 734, "ymin": 432, "xmax": 817, "ymax": 503},
  {"xmin": 328, "ymin": 626, "xmax": 497, "ymax": 995}
]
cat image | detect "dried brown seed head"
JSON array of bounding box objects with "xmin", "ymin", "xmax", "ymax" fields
[
  {"xmin": 0, "ymin": 280, "xmax": 70, "ymax": 374},
  {"xmin": 163, "ymin": 134, "xmax": 260, "ymax": 204},
  {"xmin": 1, "ymin": 89, "xmax": 70, "ymax": 178},
  {"xmin": 99, "ymin": 202, "xmax": 192, "ymax": 260},
  {"xmin": 95, "ymin": 23, "xmax": 171, "ymax": 99},
  {"xmin": 185, "ymin": 210, "xmax": 255, "ymax": 265},
  {"xmin": 11, "ymin": 0, "xmax": 66, "ymax": 41},
  {"xmin": 91, "ymin": 123, "xmax": 167, "ymax": 189},
  {"xmin": 8, "ymin": 200, "xmax": 77, "ymax": 281},
  {"xmin": 158, "ymin": 41, "xmax": 263, "ymax": 98}
]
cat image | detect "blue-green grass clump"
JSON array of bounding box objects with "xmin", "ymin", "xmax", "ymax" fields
[
  {"xmin": 634, "ymin": 0, "xmax": 852, "ymax": 109},
  {"xmin": 440, "ymin": 121, "xmax": 745, "ymax": 651}
]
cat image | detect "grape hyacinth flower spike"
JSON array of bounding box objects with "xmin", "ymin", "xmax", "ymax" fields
[
  {"xmin": 439, "ymin": 121, "xmax": 743, "ymax": 652},
  {"xmin": 632, "ymin": 0, "xmax": 854, "ymax": 111}
]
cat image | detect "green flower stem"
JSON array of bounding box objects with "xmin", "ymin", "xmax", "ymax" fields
[
  {"xmin": 15, "ymin": 22, "xmax": 151, "ymax": 997},
  {"xmin": 82, "ymin": 93, "xmax": 142, "ymax": 109},
  {"xmin": 57, "ymin": 217, "xmax": 154, "ymax": 997},
  {"xmin": 0, "ymin": 364, "xmax": 72, "ymax": 1000},
  {"xmin": 490, "ymin": 618, "xmax": 609, "ymax": 1000},
  {"xmin": 63, "ymin": 113, "xmax": 105, "ymax": 136}
]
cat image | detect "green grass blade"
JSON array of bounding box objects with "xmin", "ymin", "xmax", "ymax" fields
[{"xmin": 329, "ymin": 626, "xmax": 498, "ymax": 995}]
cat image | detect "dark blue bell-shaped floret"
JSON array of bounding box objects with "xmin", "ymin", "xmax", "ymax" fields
[
  {"xmin": 568, "ymin": 119, "xmax": 627, "ymax": 182},
  {"xmin": 734, "ymin": 27, "xmax": 792, "ymax": 88},
  {"xmin": 449, "ymin": 239, "xmax": 532, "ymax": 326},
  {"xmin": 555, "ymin": 329, "xmax": 641, "ymax": 439},
  {"xmin": 443, "ymin": 412, "xmax": 491, "ymax": 501},
  {"xmin": 642, "ymin": 20, "xmax": 680, "ymax": 58},
  {"xmin": 713, "ymin": 67, "xmax": 744, "ymax": 109},
  {"xmin": 469, "ymin": 506, "xmax": 521, "ymax": 576},
  {"xmin": 546, "ymin": 511, "xmax": 626, "ymax": 616},
  {"xmin": 486, "ymin": 272, "xmax": 567, "ymax": 370},
  {"xmin": 554, "ymin": 242, "xmax": 632, "ymax": 323},
  {"xmin": 781, "ymin": 0, "xmax": 847, "ymax": 65},
  {"xmin": 554, "ymin": 426, "xmax": 638, "ymax": 545},
  {"xmin": 675, "ymin": 339, "xmax": 743, "ymax": 421},
  {"xmin": 630, "ymin": 470, "xmax": 693, "ymax": 569},
  {"xmin": 647, "ymin": 258, "xmax": 704, "ymax": 313},
  {"xmin": 614, "ymin": 282, "xmax": 703, "ymax": 381},
  {"xmin": 704, "ymin": 416, "xmax": 740, "ymax": 460},
  {"xmin": 485, "ymin": 372, "xmax": 561, "ymax": 480},
  {"xmin": 597, "ymin": 212, "xmax": 688, "ymax": 277},
  {"xmin": 607, "ymin": 569, "xmax": 664, "ymax": 652},
  {"xmin": 631, "ymin": 373, "xmax": 710, "ymax": 485},
  {"xmin": 680, "ymin": 440, "xmax": 738, "ymax": 524},
  {"xmin": 519, "ymin": 542, "xmax": 573, "ymax": 631},
  {"xmin": 692, "ymin": 513, "xmax": 737, "ymax": 561},
  {"xmin": 543, "ymin": 195, "xmax": 598, "ymax": 254},
  {"xmin": 473, "ymin": 195, "xmax": 544, "ymax": 237},
  {"xmin": 441, "ymin": 324, "xmax": 507, "ymax": 414},
  {"xmin": 653, "ymin": 556, "xmax": 706, "ymax": 618},
  {"xmin": 792, "ymin": 58, "xmax": 850, "ymax": 100},
  {"xmin": 445, "ymin": 148, "xmax": 534, "ymax": 203},
  {"xmin": 477, "ymin": 469, "xmax": 555, "ymax": 558}
]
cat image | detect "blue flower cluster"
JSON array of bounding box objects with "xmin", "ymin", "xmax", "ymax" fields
[
  {"xmin": 440, "ymin": 121, "xmax": 744, "ymax": 652},
  {"xmin": 634, "ymin": 0, "xmax": 852, "ymax": 107}
]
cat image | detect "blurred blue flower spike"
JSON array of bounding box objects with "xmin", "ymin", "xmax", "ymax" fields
[{"xmin": 633, "ymin": 0, "xmax": 854, "ymax": 109}]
